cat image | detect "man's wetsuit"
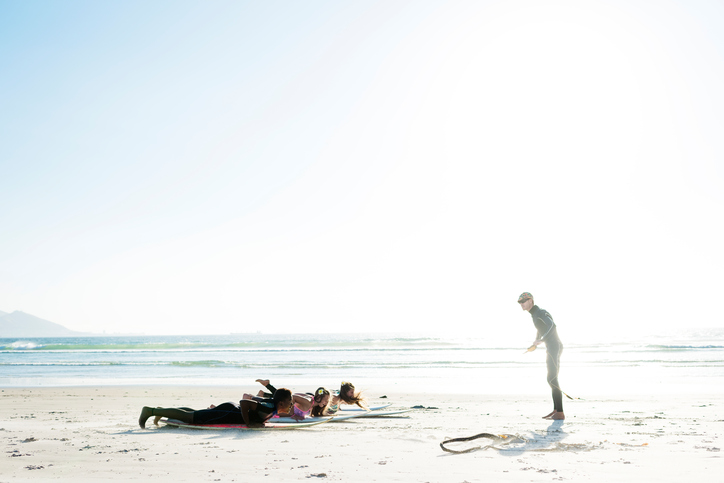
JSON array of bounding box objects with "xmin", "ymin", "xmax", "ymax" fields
[
  {"xmin": 529, "ymin": 305, "xmax": 564, "ymax": 413},
  {"xmin": 191, "ymin": 399, "xmax": 276, "ymax": 425}
]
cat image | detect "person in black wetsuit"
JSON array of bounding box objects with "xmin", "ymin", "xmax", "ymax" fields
[
  {"xmin": 138, "ymin": 388, "xmax": 293, "ymax": 429},
  {"xmin": 518, "ymin": 292, "xmax": 565, "ymax": 420}
]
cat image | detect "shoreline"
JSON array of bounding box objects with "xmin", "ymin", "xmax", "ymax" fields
[
  {"xmin": 2, "ymin": 385, "xmax": 722, "ymax": 481},
  {"xmin": 3, "ymin": 375, "xmax": 723, "ymax": 396}
]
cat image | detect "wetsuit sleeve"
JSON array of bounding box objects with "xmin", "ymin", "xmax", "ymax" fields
[
  {"xmin": 239, "ymin": 399, "xmax": 256, "ymax": 425},
  {"xmin": 535, "ymin": 312, "xmax": 555, "ymax": 341},
  {"xmin": 265, "ymin": 383, "xmax": 277, "ymax": 395}
]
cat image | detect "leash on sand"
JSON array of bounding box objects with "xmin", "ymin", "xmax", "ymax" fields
[{"xmin": 440, "ymin": 433, "xmax": 522, "ymax": 454}]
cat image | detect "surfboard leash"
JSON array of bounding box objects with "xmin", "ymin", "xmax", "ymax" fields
[
  {"xmin": 560, "ymin": 388, "xmax": 582, "ymax": 401},
  {"xmin": 440, "ymin": 433, "xmax": 522, "ymax": 454}
]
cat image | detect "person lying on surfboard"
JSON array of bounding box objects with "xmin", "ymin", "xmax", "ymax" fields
[
  {"xmin": 138, "ymin": 388, "xmax": 293, "ymax": 429},
  {"xmin": 249, "ymin": 379, "xmax": 330, "ymax": 420},
  {"xmin": 249, "ymin": 380, "xmax": 365, "ymax": 416},
  {"xmin": 324, "ymin": 382, "xmax": 366, "ymax": 415}
]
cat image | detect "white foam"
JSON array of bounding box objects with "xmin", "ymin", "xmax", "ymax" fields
[{"xmin": 8, "ymin": 341, "xmax": 42, "ymax": 350}]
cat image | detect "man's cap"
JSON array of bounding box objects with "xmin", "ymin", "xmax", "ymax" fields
[{"xmin": 517, "ymin": 292, "xmax": 533, "ymax": 303}]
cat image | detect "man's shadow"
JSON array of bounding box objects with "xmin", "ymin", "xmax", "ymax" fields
[
  {"xmin": 439, "ymin": 420, "xmax": 568, "ymax": 456},
  {"xmin": 496, "ymin": 420, "xmax": 567, "ymax": 456}
]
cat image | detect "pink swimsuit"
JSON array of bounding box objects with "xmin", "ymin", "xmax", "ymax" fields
[
  {"xmin": 292, "ymin": 393, "xmax": 314, "ymax": 419},
  {"xmin": 293, "ymin": 405, "xmax": 312, "ymax": 418}
]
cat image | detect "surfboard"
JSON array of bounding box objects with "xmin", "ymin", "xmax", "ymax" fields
[
  {"xmin": 341, "ymin": 403, "xmax": 392, "ymax": 412},
  {"xmin": 163, "ymin": 418, "xmax": 329, "ymax": 430},
  {"xmin": 272, "ymin": 412, "xmax": 367, "ymax": 424},
  {"xmin": 272, "ymin": 408, "xmax": 413, "ymax": 423},
  {"xmin": 353, "ymin": 409, "xmax": 413, "ymax": 418}
]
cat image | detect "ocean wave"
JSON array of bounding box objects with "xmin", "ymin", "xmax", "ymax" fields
[
  {"xmin": 5, "ymin": 360, "xmax": 721, "ymax": 369},
  {"xmin": 0, "ymin": 361, "xmax": 126, "ymax": 366},
  {"xmin": 4, "ymin": 341, "xmax": 44, "ymax": 350},
  {"xmin": 0, "ymin": 360, "xmax": 539, "ymax": 369},
  {"xmin": 0, "ymin": 339, "xmax": 464, "ymax": 352},
  {"xmin": 647, "ymin": 345, "xmax": 724, "ymax": 350},
  {"xmin": 0, "ymin": 345, "xmax": 511, "ymax": 353}
]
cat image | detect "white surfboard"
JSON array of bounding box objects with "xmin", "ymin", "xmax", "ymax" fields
[
  {"xmin": 273, "ymin": 408, "xmax": 413, "ymax": 423},
  {"xmin": 272, "ymin": 412, "xmax": 366, "ymax": 424},
  {"xmin": 163, "ymin": 418, "xmax": 329, "ymax": 430},
  {"xmin": 341, "ymin": 403, "xmax": 392, "ymax": 412},
  {"xmin": 353, "ymin": 408, "xmax": 413, "ymax": 418}
]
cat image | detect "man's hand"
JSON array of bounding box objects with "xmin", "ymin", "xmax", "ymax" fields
[{"xmin": 525, "ymin": 340, "xmax": 542, "ymax": 353}]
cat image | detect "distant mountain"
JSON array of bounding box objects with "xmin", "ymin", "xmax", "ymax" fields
[{"xmin": 0, "ymin": 311, "xmax": 88, "ymax": 338}]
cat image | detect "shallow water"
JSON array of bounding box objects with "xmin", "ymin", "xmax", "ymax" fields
[{"xmin": 1, "ymin": 330, "xmax": 723, "ymax": 395}]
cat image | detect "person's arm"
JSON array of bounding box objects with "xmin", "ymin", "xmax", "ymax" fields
[
  {"xmin": 531, "ymin": 332, "xmax": 543, "ymax": 346},
  {"xmin": 239, "ymin": 399, "xmax": 264, "ymax": 428},
  {"xmin": 293, "ymin": 394, "xmax": 313, "ymax": 413},
  {"xmin": 535, "ymin": 312, "xmax": 555, "ymax": 342},
  {"xmin": 530, "ymin": 329, "xmax": 542, "ymax": 348}
]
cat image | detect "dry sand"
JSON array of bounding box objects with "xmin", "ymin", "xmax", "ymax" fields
[{"xmin": 1, "ymin": 385, "xmax": 722, "ymax": 481}]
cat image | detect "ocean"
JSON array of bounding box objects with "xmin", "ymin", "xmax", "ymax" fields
[{"xmin": 2, "ymin": 330, "xmax": 723, "ymax": 395}]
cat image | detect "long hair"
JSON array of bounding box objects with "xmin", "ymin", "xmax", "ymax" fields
[
  {"xmin": 310, "ymin": 387, "xmax": 330, "ymax": 417},
  {"xmin": 339, "ymin": 382, "xmax": 365, "ymax": 409}
]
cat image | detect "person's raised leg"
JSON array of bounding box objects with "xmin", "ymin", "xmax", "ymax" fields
[{"xmin": 139, "ymin": 407, "xmax": 194, "ymax": 428}]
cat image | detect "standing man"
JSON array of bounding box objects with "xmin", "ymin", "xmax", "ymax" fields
[{"xmin": 518, "ymin": 292, "xmax": 565, "ymax": 420}]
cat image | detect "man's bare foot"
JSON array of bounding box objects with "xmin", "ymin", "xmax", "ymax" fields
[
  {"xmin": 256, "ymin": 390, "xmax": 265, "ymax": 397},
  {"xmin": 542, "ymin": 411, "xmax": 556, "ymax": 419},
  {"xmin": 139, "ymin": 407, "xmax": 154, "ymax": 429},
  {"xmin": 242, "ymin": 393, "xmax": 252, "ymax": 400},
  {"xmin": 544, "ymin": 411, "xmax": 565, "ymax": 420},
  {"xmin": 153, "ymin": 407, "xmax": 164, "ymax": 426},
  {"xmin": 255, "ymin": 379, "xmax": 270, "ymax": 386}
]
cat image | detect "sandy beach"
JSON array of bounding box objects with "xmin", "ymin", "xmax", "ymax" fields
[{"xmin": 1, "ymin": 385, "xmax": 722, "ymax": 481}]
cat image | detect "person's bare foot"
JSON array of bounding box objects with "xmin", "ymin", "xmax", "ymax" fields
[
  {"xmin": 544, "ymin": 411, "xmax": 565, "ymax": 420},
  {"xmin": 255, "ymin": 379, "xmax": 270, "ymax": 386},
  {"xmin": 207, "ymin": 404, "xmax": 216, "ymax": 409},
  {"xmin": 139, "ymin": 407, "xmax": 154, "ymax": 429},
  {"xmin": 542, "ymin": 411, "xmax": 556, "ymax": 419},
  {"xmin": 242, "ymin": 393, "xmax": 252, "ymax": 400},
  {"xmin": 153, "ymin": 407, "xmax": 164, "ymax": 426}
]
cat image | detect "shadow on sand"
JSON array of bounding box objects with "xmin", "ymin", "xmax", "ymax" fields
[{"xmin": 440, "ymin": 420, "xmax": 570, "ymax": 456}]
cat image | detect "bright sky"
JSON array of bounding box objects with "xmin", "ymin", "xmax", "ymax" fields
[{"xmin": 1, "ymin": 0, "xmax": 723, "ymax": 337}]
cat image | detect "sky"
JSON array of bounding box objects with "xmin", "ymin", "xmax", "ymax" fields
[{"xmin": 1, "ymin": 0, "xmax": 723, "ymax": 337}]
